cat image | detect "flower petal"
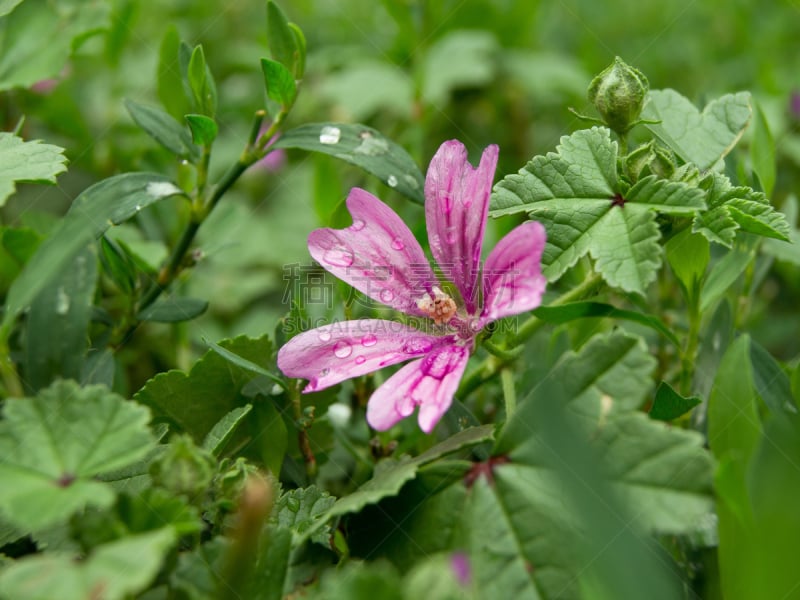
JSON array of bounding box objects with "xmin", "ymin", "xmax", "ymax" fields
[
  {"xmin": 308, "ymin": 188, "xmax": 438, "ymax": 316},
  {"xmin": 366, "ymin": 344, "xmax": 470, "ymax": 433},
  {"xmin": 425, "ymin": 141, "xmax": 499, "ymax": 313},
  {"xmin": 481, "ymin": 221, "xmax": 547, "ymax": 322},
  {"xmin": 277, "ymin": 319, "xmax": 453, "ymax": 393}
]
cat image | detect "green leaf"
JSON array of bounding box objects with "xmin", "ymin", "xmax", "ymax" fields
[
  {"xmin": 0, "ymin": 528, "xmax": 175, "ymax": 600},
  {"xmin": 273, "ymin": 123, "xmax": 425, "ymax": 204},
  {"xmin": 134, "ymin": 335, "xmax": 274, "ymax": 442},
  {"xmin": 532, "ymin": 301, "xmax": 680, "ymax": 347},
  {"xmin": 187, "ymin": 44, "xmax": 217, "ymax": 116},
  {"xmin": 0, "ymin": 132, "xmax": 67, "ymax": 206},
  {"xmin": 287, "ymin": 22, "xmax": 307, "ymax": 79},
  {"xmin": 204, "ymin": 337, "xmax": 286, "ymax": 389},
  {"xmin": 1, "ymin": 173, "xmax": 184, "ymax": 337},
  {"xmin": 0, "ymin": 0, "xmax": 109, "ymax": 91},
  {"xmin": 0, "ymin": 0, "xmax": 25, "ymax": 18},
  {"xmin": 643, "ymin": 90, "xmax": 752, "ymax": 170},
  {"xmin": 422, "ymin": 30, "xmax": 497, "ymax": 105},
  {"xmin": 137, "ymin": 296, "xmax": 208, "ymax": 322},
  {"xmin": 751, "ymin": 100, "xmax": 776, "ymax": 196},
  {"xmin": 202, "ymin": 404, "xmax": 253, "ymax": 456},
  {"xmin": 763, "ymin": 195, "xmax": 800, "ymax": 264},
  {"xmin": 311, "ymin": 561, "xmax": 403, "ymax": 600},
  {"xmin": 649, "ymin": 381, "xmax": 701, "ymax": 421},
  {"xmin": 184, "ymin": 113, "xmax": 218, "ymax": 146},
  {"xmin": 275, "ymin": 486, "xmax": 335, "ymax": 546},
  {"xmin": 260, "ymin": 57, "xmax": 297, "ymax": 109},
  {"xmin": 749, "ymin": 338, "xmax": 796, "ymax": 415},
  {"xmin": 157, "ymin": 27, "xmax": 192, "ymax": 119},
  {"xmin": 490, "ymin": 127, "xmax": 705, "ymax": 294},
  {"xmin": 0, "ymin": 380, "xmax": 154, "ymax": 531},
  {"xmin": 665, "ymin": 227, "xmax": 709, "ymax": 295},
  {"xmin": 299, "ymin": 425, "xmax": 494, "ymax": 544},
  {"xmin": 699, "ymin": 237, "xmax": 756, "ymax": 313},
  {"xmin": 266, "ymin": 0, "xmax": 298, "ymax": 74},
  {"xmin": 23, "ymin": 245, "xmax": 98, "ymax": 391},
  {"xmin": 125, "ymin": 99, "xmax": 199, "ymax": 160}
]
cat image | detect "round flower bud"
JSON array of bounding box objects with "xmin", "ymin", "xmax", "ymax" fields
[
  {"xmin": 588, "ymin": 57, "xmax": 649, "ymax": 134},
  {"xmin": 149, "ymin": 434, "xmax": 216, "ymax": 499}
]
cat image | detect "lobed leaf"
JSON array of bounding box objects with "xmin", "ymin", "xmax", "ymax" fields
[{"xmin": 0, "ymin": 132, "xmax": 67, "ymax": 206}]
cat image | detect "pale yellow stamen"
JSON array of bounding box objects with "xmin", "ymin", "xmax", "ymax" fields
[{"xmin": 417, "ymin": 287, "xmax": 458, "ymax": 325}]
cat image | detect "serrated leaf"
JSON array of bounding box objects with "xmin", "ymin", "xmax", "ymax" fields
[
  {"xmin": 23, "ymin": 245, "xmax": 97, "ymax": 391},
  {"xmin": 205, "ymin": 337, "xmax": 286, "ymax": 388},
  {"xmin": 643, "ymin": 89, "xmax": 752, "ymax": 170},
  {"xmin": 134, "ymin": 335, "xmax": 274, "ymax": 442},
  {"xmin": 532, "ymin": 301, "xmax": 680, "ymax": 346},
  {"xmin": 266, "ymin": 0, "xmax": 298, "ymax": 74},
  {"xmin": 184, "ymin": 113, "xmax": 218, "ymax": 146},
  {"xmin": 0, "ymin": 132, "xmax": 67, "ymax": 205},
  {"xmin": 1, "ymin": 173, "xmax": 184, "ymax": 337},
  {"xmin": 125, "ymin": 99, "xmax": 199, "ymax": 160},
  {"xmin": 202, "ymin": 404, "xmax": 253, "ymax": 456},
  {"xmin": 490, "ymin": 127, "xmax": 705, "ymax": 294},
  {"xmin": 0, "ymin": 528, "xmax": 175, "ymax": 600},
  {"xmin": 727, "ymin": 197, "xmax": 790, "ymax": 240},
  {"xmin": 273, "ymin": 123, "xmax": 425, "ymax": 204},
  {"xmin": 137, "ymin": 296, "xmax": 208, "ymax": 322},
  {"xmin": 0, "ymin": 380, "xmax": 154, "ymax": 531},
  {"xmin": 649, "ymin": 381, "xmax": 701, "ymax": 421},
  {"xmin": 261, "ymin": 57, "xmax": 297, "ymax": 109},
  {"xmin": 275, "ymin": 486, "xmax": 335, "ymax": 546}
]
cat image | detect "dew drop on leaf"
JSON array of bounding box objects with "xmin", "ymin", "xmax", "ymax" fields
[
  {"xmin": 387, "ymin": 175, "xmax": 398, "ymax": 187},
  {"xmin": 319, "ymin": 126, "xmax": 341, "ymax": 144}
]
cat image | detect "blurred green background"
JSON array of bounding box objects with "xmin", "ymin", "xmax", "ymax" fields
[{"xmin": 2, "ymin": 0, "xmax": 799, "ymax": 370}]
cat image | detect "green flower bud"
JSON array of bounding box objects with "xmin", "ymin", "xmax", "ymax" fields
[
  {"xmin": 149, "ymin": 434, "xmax": 216, "ymax": 500},
  {"xmin": 588, "ymin": 57, "xmax": 649, "ymax": 134}
]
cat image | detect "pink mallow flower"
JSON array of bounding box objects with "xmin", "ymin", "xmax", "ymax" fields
[{"xmin": 277, "ymin": 140, "xmax": 546, "ymax": 433}]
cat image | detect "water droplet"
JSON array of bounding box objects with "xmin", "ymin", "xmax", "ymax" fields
[
  {"xmin": 351, "ymin": 218, "xmax": 366, "ymax": 231},
  {"xmin": 391, "ymin": 238, "xmax": 405, "ymax": 251},
  {"xmin": 319, "ymin": 368, "xmax": 330, "ymax": 377},
  {"xmin": 319, "ymin": 126, "xmax": 341, "ymax": 144},
  {"xmin": 402, "ymin": 339, "xmax": 433, "ymax": 355},
  {"xmin": 318, "ymin": 330, "xmax": 332, "ymax": 342},
  {"xmin": 380, "ymin": 289, "xmax": 395, "ymax": 303},
  {"xmin": 55, "ymin": 287, "xmax": 69, "ymax": 315},
  {"xmin": 323, "ymin": 246, "xmax": 354, "ymax": 267},
  {"xmin": 420, "ymin": 347, "xmax": 462, "ymax": 379},
  {"xmin": 404, "ymin": 174, "xmax": 419, "ymax": 190},
  {"xmin": 361, "ymin": 333, "xmax": 377, "ymax": 347},
  {"xmin": 354, "ymin": 133, "xmax": 389, "ymax": 155},
  {"xmin": 270, "ymin": 383, "xmax": 283, "ymax": 395},
  {"xmin": 333, "ymin": 340, "xmax": 353, "ymax": 358},
  {"xmin": 387, "ymin": 175, "xmax": 398, "ymax": 188},
  {"xmin": 134, "ymin": 203, "xmax": 142, "ymax": 211},
  {"xmin": 355, "ymin": 355, "xmax": 366, "ymax": 365}
]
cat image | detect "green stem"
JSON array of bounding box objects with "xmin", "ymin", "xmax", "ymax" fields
[
  {"xmin": 290, "ymin": 379, "xmax": 317, "ymax": 481},
  {"xmin": 679, "ymin": 293, "xmax": 701, "ymax": 396},
  {"xmin": 0, "ymin": 342, "xmax": 23, "ymax": 397},
  {"xmin": 501, "ymin": 368, "xmax": 517, "ymax": 418}
]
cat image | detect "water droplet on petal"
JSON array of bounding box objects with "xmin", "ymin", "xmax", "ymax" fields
[
  {"xmin": 402, "ymin": 339, "xmax": 433, "ymax": 354},
  {"xmin": 319, "ymin": 368, "xmax": 330, "ymax": 377},
  {"xmin": 379, "ymin": 289, "xmax": 395, "ymax": 303},
  {"xmin": 355, "ymin": 355, "xmax": 366, "ymax": 365},
  {"xmin": 333, "ymin": 340, "xmax": 353, "ymax": 358},
  {"xmin": 351, "ymin": 218, "xmax": 366, "ymax": 231},
  {"xmin": 361, "ymin": 333, "xmax": 377, "ymax": 347},
  {"xmin": 319, "ymin": 126, "xmax": 341, "ymax": 144},
  {"xmin": 420, "ymin": 347, "xmax": 461, "ymax": 379},
  {"xmin": 323, "ymin": 247, "xmax": 354, "ymax": 267},
  {"xmin": 387, "ymin": 175, "xmax": 398, "ymax": 188},
  {"xmin": 391, "ymin": 238, "xmax": 405, "ymax": 251},
  {"xmin": 318, "ymin": 330, "xmax": 332, "ymax": 342}
]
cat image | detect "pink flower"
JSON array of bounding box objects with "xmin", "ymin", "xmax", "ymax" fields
[{"xmin": 277, "ymin": 140, "xmax": 547, "ymax": 433}]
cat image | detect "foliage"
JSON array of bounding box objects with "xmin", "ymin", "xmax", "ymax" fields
[{"xmin": 1, "ymin": 1, "xmax": 799, "ymax": 598}]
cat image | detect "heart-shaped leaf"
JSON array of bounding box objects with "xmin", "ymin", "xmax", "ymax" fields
[{"xmin": 643, "ymin": 89, "xmax": 752, "ymax": 170}]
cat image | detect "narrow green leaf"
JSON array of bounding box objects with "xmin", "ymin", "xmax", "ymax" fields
[
  {"xmin": 202, "ymin": 404, "xmax": 253, "ymax": 456},
  {"xmin": 266, "ymin": 0, "xmax": 298, "ymax": 73},
  {"xmin": 260, "ymin": 57, "xmax": 297, "ymax": 109},
  {"xmin": 99, "ymin": 235, "xmax": 136, "ymax": 294},
  {"xmin": 187, "ymin": 44, "xmax": 217, "ymax": 116},
  {"xmin": 665, "ymin": 227, "xmax": 709, "ymax": 294},
  {"xmin": 204, "ymin": 337, "xmax": 286, "ymax": 389},
  {"xmin": 184, "ymin": 113, "xmax": 218, "ymax": 146},
  {"xmin": 0, "ymin": 380, "xmax": 154, "ymax": 531},
  {"xmin": 0, "ymin": 529, "xmax": 175, "ymax": 600},
  {"xmin": 23, "ymin": 245, "xmax": 98, "ymax": 391},
  {"xmin": 157, "ymin": 27, "xmax": 191, "ymax": 119},
  {"xmin": 699, "ymin": 239, "xmax": 756, "ymax": 312},
  {"xmin": 125, "ymin": 99, "xmax": 199, "ymax": 160},
  {"xmin": 750, "ymin": 100, "xmax": 776, "ymax": 197},
  {"xmin": 273, "ymin": 122, "xmax": 425, "ymax": 204},
  {"xmin": 254, "ymin": 399, "xmax": 288, "ymax": 476},
  {"xmin": 0, "ymin": 132, "xmax": 67, "ymax": 206},
  {"xmin": 649, "ymin": 381, "xmax": 701, "ymax": 421},
  {"xmin": 643, "ymin": 90, "xmax": 752, "ymax": 170},
  {"xmin": 532, "ymin": 301, "xmax": 680, "ymax": 346},
  {"xmin": 287, "ymin": 22, "xmax": 307, "ymax": 78},
  {"xmin": 749, "ymin": 338, "xmax": 796, "ymax": 415},
  {"xmin": 1, "ymin": 173, "xmax": 184, "ymax": 336}
]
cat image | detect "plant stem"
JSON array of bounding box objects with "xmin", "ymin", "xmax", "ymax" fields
[
  {"xmin": 679, "ymin": 290, "xmax": 701, "ymax": 396},
  {"xmin": 290, "ymin": 379, "xmax": 317, "ymax": 481},
  {"xmin": 0, "ymin": 342, "xmax": 23, "ymax": 397},
  {"xmin": 500, "ymin": 368, "xmax": 517, "ymax": 418}
]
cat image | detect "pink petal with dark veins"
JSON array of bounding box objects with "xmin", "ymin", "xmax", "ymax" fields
[
  {"xmin": 481, "ymin": 221, "xmax": 547, "ymax": 322},
  {"xmin": 277, "ymin": 319, "xmax": 454, "ymax": 393},
  {"xmin": 425, "ymin": 141, "xmax": 499, "ymax": 313},
  {"xmin": 308, "ymin": 188, "xmax": 438, "ymax": 317},
  {"xmin": 366, "ymin": 343, "xmax": 470, "ymax": 433}
]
